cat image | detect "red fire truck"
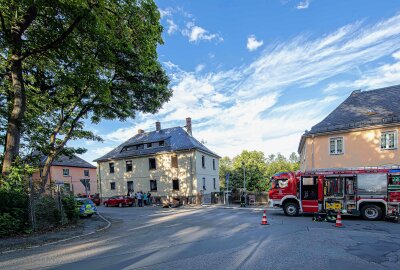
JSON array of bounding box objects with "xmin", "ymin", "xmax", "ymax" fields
[{"xmin": 268, "ymin": 167, "xmax": 400, "ymax": 221}]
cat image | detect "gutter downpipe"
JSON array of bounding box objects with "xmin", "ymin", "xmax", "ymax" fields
[
  {"xmin": 98, "ymin": 163, "xmax": 103, "ymax": 203},
  {"xmin": 311, "ymin": 135, "xmax": 315, "ymax": 170}
]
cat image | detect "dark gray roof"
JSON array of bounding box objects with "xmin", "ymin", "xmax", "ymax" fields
[
  {"xmin": 94, "ymin": 126, "xmax": 220, "ymax": 162},
  {"xmin": 308, "ymin": 85, "xmax": 400, "ymax": 135},
  {"xmin": 35, "ymin": 154, "xmax": 96, "ymax": 169}
]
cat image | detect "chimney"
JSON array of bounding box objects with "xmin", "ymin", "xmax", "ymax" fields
[
  {"xmin": 185, "ymin": 117, "xmax": 192, "ymax": 136},
  {"xmin": 137, "ymin": 129, "xmax": 144, "ymax": 134},
  {"xmin": 156, "ymin": 121, "xmax": 161, "ymax": 131}
]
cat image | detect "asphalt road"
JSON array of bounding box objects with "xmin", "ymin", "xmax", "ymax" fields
[{"xmin": 0, "ymin": 206, "xmax": 399, "ymax": 270}]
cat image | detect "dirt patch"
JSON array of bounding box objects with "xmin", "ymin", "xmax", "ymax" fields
[{"xmin": 0, "ymin": 214, "xmax": 108, "ymax": 253}]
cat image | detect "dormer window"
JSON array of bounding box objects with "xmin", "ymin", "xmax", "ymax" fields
[
  {"xmin": 121, "ymin": 146, "xmax": 130, "ymax": 152},
  {"xmin": 136, "ymin": 144, "xmax": 144, "ymax": 150}
]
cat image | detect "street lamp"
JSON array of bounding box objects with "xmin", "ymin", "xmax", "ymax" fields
[{"xmin": 242, "ymin": 161, "xmax": 246, "ymax": 205}]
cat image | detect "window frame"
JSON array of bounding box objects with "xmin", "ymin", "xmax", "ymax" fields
[
  {"xmin": 63, "ymin": 168, "xmax": 70, "ymax": 176},
  {"xmin": 109, "ymin": 162, "xmax": 115, "ymax": 174},
  {"xmin": 329, "ymin": 137, "xmax": 344, "ymax": 155},
  {"xmin": 149, "ymin": 158, "xmax": 157, "ymax": 170},
  {"xmin": 213, "ymin": 159, "xmax": 216, "ymax": 170},
  {"xmin": 127, "ymin": 181, "xmax": 134, "ymax": 192},
  {"xmin": 202, "ymin": 177, "xmax": 206, "ymax": 190},
  {"xmin": 202, "ymin": 155, "xmax": 206, "ymax": 168},
  {"xmin": 381, "ymin": 130, "xmax": 397, "ymax": 150},
  {"xmin": 84, "ymin": 169, "xmax": 89, "ymax": 177},
  {"xmin": 126, "ymin": 160, "xmax": 133, "ymax": 172},
  {"xmin": 150, "ymin": 180, "xmax": 157, "ymax": 191},
  {"xmin": 110, "ymin": 182, "xmax": 116, "ymax": 190},
  {"xmin": 213, "ymin": 178, "xmax": 216, "ymax": 189},
  {"xmin": 171, "ymin": 155, "xmax": 178, "ymax": 168},
  {"xmin": 172, "ymin": 179, "xmax": 179, "ymax": 191}
]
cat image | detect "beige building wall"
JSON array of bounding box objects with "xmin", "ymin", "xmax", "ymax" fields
[
  {"xmin": 195, "ymin": 150, "xmax": 219, "ymax": 194},
  {"xmin": 98, "ymin": 150, "xmax": 198, "ymax": 199},
  {"xmin": 300, "ymin": 125, "xmax": 400, "ymax": 171}
]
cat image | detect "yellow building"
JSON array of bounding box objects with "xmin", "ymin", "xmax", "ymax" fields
[
  {"xmin": 94, "ymin": 118, "xmax": 220, "ymax": 202},
  {"xmin": 299, "ymin": 85, "xmax": 400, "ymax": 171}
]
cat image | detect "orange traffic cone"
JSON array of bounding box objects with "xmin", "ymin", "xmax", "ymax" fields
[
  {"xmin": 335, "ymin": 211, "xmax": 343, "ymax": 227},
  {"xmin": 261, "ymin": 210, "xmax": 269, "ymax": 225}
]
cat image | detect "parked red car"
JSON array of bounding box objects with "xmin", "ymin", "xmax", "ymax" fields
[{"xmin": 103, "ymin": 196, "xmax": 135, "ymax": 207}]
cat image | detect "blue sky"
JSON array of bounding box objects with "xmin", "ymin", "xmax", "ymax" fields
[{"xmin": 76, "ymin": 0, "xmax": 400, "ymax": 164}]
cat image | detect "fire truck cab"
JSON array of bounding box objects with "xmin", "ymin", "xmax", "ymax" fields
[{"xmin": 269, "ymin": 167, "xmax": 400, "ymax": 221}]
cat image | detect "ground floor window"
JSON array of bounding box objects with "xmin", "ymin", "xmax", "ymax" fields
[
  {"xmin": 127, "ymin": 181, "xmax": 134, "ymax": 192},
  {"xmin": 110, "ymin": 182, "xmax": 116, "ymax": 190},
  {"xmin": 172, "ymin": 179, "xmax": 179, "ymax": 190},
  {"xmin": 150, "ymin": 180, "xmax": 157, "ymax": 191}
]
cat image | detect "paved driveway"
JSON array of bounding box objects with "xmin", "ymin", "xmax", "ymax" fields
[{"xmin": 0, "ymin": 206, "xmax": 399, "ymax": 270}]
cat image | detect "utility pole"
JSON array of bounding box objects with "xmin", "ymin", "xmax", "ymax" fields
[{"xmin": 242, "ymin": 161, "xmax": 246, "ymax": 206}]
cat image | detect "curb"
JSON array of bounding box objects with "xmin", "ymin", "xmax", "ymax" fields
[{"xmin": 0, "ymin": 212, "xmax": 112, "ymax": 255}]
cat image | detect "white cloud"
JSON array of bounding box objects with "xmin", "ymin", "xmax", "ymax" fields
[
  {"xmin": 324, "ymin": 51, "xmax": 400, "ymax": 93},
  {"xmin": 296, "ymin": 0, "xmax": 310, "ymax": 9},
  {"xmin": 159, "ymin": 8, "xmax": 172, "ymax": 19},
  {"xmin": 247, "ymin": 35, "xmax": 264, "ymax": 51},
  {"xmin": 166, "ymin": 19, "xmax": 178, "ymax": 35},
  {"xmin": 159, "ymin": 6, "xmax": 222, "ymax": 43},
  {"xmin": 182, "ymin": 22, "xmax": 223, "ymax": 43},
  {"xmin": 101, "ymin": 13, "xmax": 400, "ymax": 158},
  {"xmin": 195, "ymin": 64, "xmax": 205, "ymax": 73},
  {"xmin": 392, "ymin": 50, "xmax": 400, "ymax": 60}
]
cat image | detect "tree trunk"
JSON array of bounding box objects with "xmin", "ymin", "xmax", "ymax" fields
[
  {"xmin": 1, "ymin": 6, "xmax": 37, "ymax": 175},
  {"xmin": 1, "ymin": 54, "xmax": 25, "ymax": 175},
  {"xmin": 40, "ymin": 152, "xmax": 56, "ymax": 194}
]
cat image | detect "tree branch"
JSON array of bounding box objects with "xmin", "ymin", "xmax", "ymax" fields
[
  {"xmin": 21, "ymin": 15, "xmax": 84, "ymax": 60},
  {"xmin": 12, "ymin": 6, "xmax": 37, "ymax": 38},
  {"xmin": 0, "ymin": 11, "xmax": 6, "ymax": 34}
]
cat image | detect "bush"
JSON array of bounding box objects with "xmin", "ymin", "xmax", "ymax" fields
[
  {"xmin": 0, "ymin": 189, "xmax": 29, "ymax": 237},
  {"xmin": 62, "ymin": 195, "xmax": 79, "ymax": 223},
  {"xmin": 0, "ymin": 213, "xmax": 24, "ymax": 237},
  {"xmin": 34, "ymin": 195, "xmax": 61, "ymax": 230}
]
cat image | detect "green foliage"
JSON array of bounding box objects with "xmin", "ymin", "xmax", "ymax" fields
[
  {"xmin": 0, "ymin": 162, "xmax": 35, "ymax": 192},
  {"xmin": 0, "ymin": 0, "xmax": 171, "ymax": 186},
  {"xmin": 34, "ymin": 195, "xmax": 61, "ymax": 229},
  {"xmin": 0, "ymin": 189, "xmax": 29, "ymax": 237},
  {"xmin": 220, "ymin": 151, "xmax": 300, "ymax": 192},
  {"xmin": 61, "ymin": 195, "xmax": 79, "ymax": 223}
]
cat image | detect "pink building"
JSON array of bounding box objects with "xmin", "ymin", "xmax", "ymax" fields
[{"xmin": 33, "ymin": 155, "xmax": 97, "ymax": 195}]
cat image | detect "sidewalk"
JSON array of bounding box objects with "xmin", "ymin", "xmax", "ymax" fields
[{"xmin": 0, "ymin": 213, "xmax": 110, "ymax": 254}]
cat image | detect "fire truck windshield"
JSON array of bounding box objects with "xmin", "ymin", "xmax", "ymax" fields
[{"xmin": 271, "ymin": 178, "xmax": 288, "ymax": 189}]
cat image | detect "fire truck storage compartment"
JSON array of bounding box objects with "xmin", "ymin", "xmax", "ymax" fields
[
  {"xmin": 324, "ymin": 175, "xmax": 356, "ymax": 213},
  {"xmin": 301, "ymin": 176, "xmax": 319, "ymax": 213},
  {"xmin": 357, "ymin": 173, "xmax": 387, "ymax": 196},
  {"xmin": 301, "ymin": 177, "xmax": 318, "ymax": 200},
  {"xmin": 388, "ymin": 173, "xmax": 400, "ymax": 215}
]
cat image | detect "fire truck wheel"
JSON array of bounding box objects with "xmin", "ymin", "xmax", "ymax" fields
[
  {"xmin": 361, "ymin": 204, "xmax": 383, "ymax": 221},
  {"xmin": 283, "ymin": 202, "xmax": 299, "ymax": 217}
]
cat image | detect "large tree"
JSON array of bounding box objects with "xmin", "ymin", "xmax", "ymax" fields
[
  {"xmin": 0, "ymin": 1, "xmax": 171, "ymax": 184},
  {"xmin": 219, "ymin": 151, "xmax": 300, "ymax": 192}
]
